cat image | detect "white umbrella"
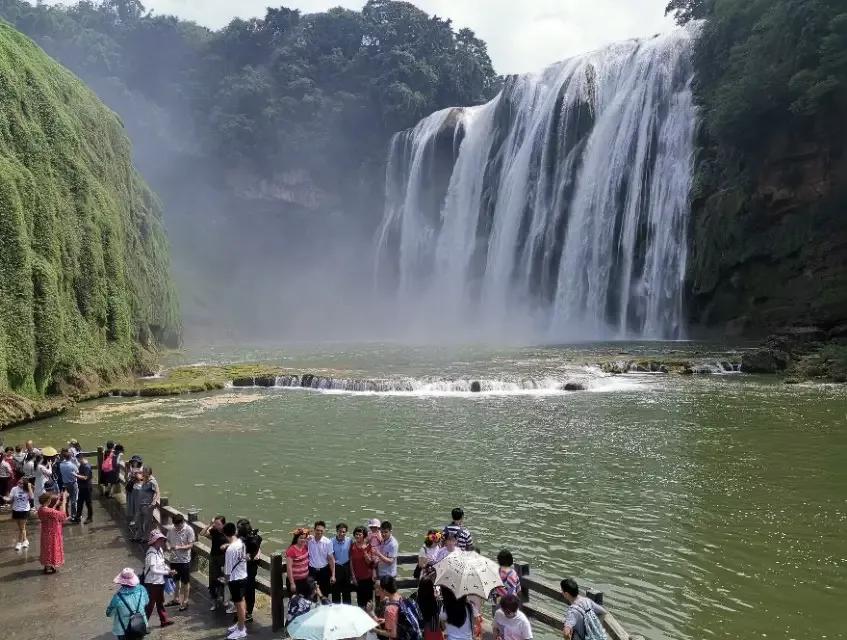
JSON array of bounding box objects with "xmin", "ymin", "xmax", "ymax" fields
[
  {"xmin": 287, "ymin": 604, "xmax": 378, "ymax": 640},
  {"xmin": 433, "ymin": 550, "xmax": 503, "ymax": 598}
]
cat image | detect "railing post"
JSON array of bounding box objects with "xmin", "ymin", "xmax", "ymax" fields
[
  {"xmin": 516, "ymin": 563, "xmax": 531, "ymax": 602},
  {"xmin": 271, "ymin": 553, "xmax": 285, "ymax": 632},
  {"xmin": 188, "ymin": 509, "xmax": 199, "ymax": 523},
  {"xmin": 159, "ymin": 497, "xmax": 170, "ymax": 527},
  {"xmin": 96, "ymin": 447, "xmax": 104, "ymax": 493}
]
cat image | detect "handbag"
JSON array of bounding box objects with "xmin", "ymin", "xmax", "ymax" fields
[{"xmin": 117, "ymin": 592, "xmax": 149, "ymax": 638}]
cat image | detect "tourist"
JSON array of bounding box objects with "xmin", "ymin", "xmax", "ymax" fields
[
  {"xmin": 37, "ymin": 490, "xmax": 68, "ymax": 574},
  {"xmin": 58, "ymin": 449, "xmax": 80, "ymax": 521},
  {"xmin": 332, "ymin": 522, "xmax": 353, "ymax": 604},
  {"xmin": 443, "ymin": 508, "xmax": 474, "ymax": 551},
  {"xmin": 418, "ymin": 530, "xmax": 445, "ymax": 576},
  {"xmin": 12, "ymin": 445, "xmax": 26, "ymax": 474},
  {"xmin": 375, "ymin": 576, "xmax": 403, "ymax": 640},
  {"xmin": 101, "ymin": 440, "xmax": 115, "ymax": 495},
  {"xmin": 7, "ymin": 478, "xmax": 33, "ymax": 550},
  {"xmin": 76, "ymin": 455, "xmax": 94, "ymax": 524},
  {"xmin": 418, "ymin": 577, "xmax": 444, "ymax": 640},
  {"xmin": 166, "ymin": 513, "xmax": 195, "ymax": 611},
  {"xmin": 441, "ymin": 587, "xmax": 474, "ymax": 640},
  {"xmin": 494, "ymin": 549, "xmax": 522, "ymax": 610},
  {"xmin": 308, "ymin": 520, "xmax": 336, "ymax": 598},
  {"xmin": 367, "ymin": 518, "xmax": 382, "ymax": 551},
  {"xmin": 34, "ymin": 454, "xmax": 53, "ymax": 499},
  {"xmin": 372, "ymin": 521, "xmax": 399, "ymax": 578},
  {"xmin": 136, "ymin": 466, "xmax": 160, "ymax": 543},
  {"xmin": 107, "ymin": 568, "xmax": 149, "ymax": 639},
  {"xmin": 202, "ymin": 515, "xmax": 229, "ymax": 610},
  {"xmin": 560, "ymin": 578, "xmax": 607, "ymax": 640},
  {"xmin": 286, "ymin": 527, "xmax": 311, "ymax": 595},
  {"xmin": 350, "ymin": 525, "xmax": 375, "ymax": 608},
  {"xmin": 108, "ymin": 444, "xmax": 126, "ymax": 496},
  {"xmin": 67, "ymin": 439, "xmax": 81, "ymax": 459},
  {"xmin": 143, "ymin": 530, "xmax": 175, "ymax": 628},
  {"xmin": 223, "ymin": 521, "xmax": 248, "ymax": 639},
  {"xmin": 22, "ymin": 451, "xmax": 36, "ymax": 483},
  {"xmin": 25, "ymin": 440, "xmax": 40, "ymax": 457},
  {"xmin": 0, "ymin": 449, "xmax": 13, "ymax": 508},
  {"xmin": 125, "ymin": 455, "xmax": 143, "ymax": 537},
  {"xmin": 237, "ymin": 518, "xmax": 263, "ymax": 623},
  {"xmin": 287, "ymin": 576, "xmax": 320, "ymax": 625},
  {"xmin": 494, "ymin": 595, "xmax": 532, "ymax": 640}
]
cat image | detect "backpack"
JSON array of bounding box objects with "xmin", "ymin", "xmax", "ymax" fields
[
  {"xmin": 117, "ymin": 591, "xmax": 149, "ymax": 639},
  {"xmin": 102, "ymin": 451, "xmax": 114, "ymax": 473},
  {"xmin": 572, "ymin": 598, "xmax": 607, "ymax": 640},
  {"xmin": 389, "ymin": 598, "xmax": 423, "ymax": 640}
]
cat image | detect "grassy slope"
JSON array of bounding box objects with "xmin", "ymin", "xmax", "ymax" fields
[{"xmin": 0, "ymin": 21, "xmax": 180, "ymax": 399}]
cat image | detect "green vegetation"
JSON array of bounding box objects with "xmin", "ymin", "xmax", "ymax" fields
[
  {"xmin": 0, "ymin": 21, "xmax": 180, "ymax": 402},
  {"xmin": 671, "ymin": 0, "xmax": 847, "ymax": 333},
  {"xmin": 0, "ymin": 0, "xmax": 498, "ymax": 212}
]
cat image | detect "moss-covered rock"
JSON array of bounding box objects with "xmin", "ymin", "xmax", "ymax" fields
[{"xmin": 0, "ymin": 22, "xmax": 180, "ymax": 399}]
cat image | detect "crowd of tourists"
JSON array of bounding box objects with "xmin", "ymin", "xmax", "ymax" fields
[{"xmin": 4, "ymin": 441, "xmax": 609, "ymax": 640}]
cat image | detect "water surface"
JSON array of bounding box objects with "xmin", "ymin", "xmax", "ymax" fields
[{"xmin": 9, "ymin": 343, "xmax": 846, "ymax": 640}]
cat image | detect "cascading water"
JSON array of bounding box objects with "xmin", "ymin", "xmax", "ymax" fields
[{"xmin": 375, "ymin": 25, "xmax": 698, "ymax": 341}]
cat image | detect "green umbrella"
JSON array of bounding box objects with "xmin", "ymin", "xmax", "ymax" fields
[{"xmin": 287, "ymin": 604, "xmax": 377, "ymax": 640}]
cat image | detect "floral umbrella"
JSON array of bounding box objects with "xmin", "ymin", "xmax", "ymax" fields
[{"xmin": 433, "ymin": 550, "xmax": 503, "ymax": 598}]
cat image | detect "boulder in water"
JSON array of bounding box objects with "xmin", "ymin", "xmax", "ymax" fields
[
  {"xmin": 231, "ymin": 377, "xmax": 255, "ymax": 387},
  {"xmin": 254, "ymin": 375, "xmax": 276, "ymax": 387},
  {"xmin": 741, "ymin": 349, "xmax": 789, "ymax": 373},
  {"xmin": 562, "ymin": 382, "xmax": 586, "ymax": 391},
  {"xmin": 470, "ymin": 381, "xmax": 481, "ymax": 393}
]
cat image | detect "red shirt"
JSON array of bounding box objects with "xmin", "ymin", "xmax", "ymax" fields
[
  {"xmin": 286, "ymin": 544, "xmax": 310, "ymax": 581},
  {"xmin": 350, "ymin": 543, "xmax": 373, "ymax": 580}
]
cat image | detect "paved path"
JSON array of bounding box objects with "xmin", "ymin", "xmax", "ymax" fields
[{"xmin": 0, "ymin": 496, "xmax": 277, "ymax": 640}]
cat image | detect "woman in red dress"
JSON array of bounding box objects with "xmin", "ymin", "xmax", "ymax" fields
[{"xmin": 37, "ymin": 490, "xmax": 67, "ymax": 574}]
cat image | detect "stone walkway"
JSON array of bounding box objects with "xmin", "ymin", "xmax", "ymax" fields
[{"xmin": 0, "ymin": 497, "xmax": 277, "ymax": 639}]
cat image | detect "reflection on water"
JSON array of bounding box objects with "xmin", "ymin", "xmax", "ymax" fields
[{"xmin": 8, "ymin": 343, "xmax": 847, "ymax": 640}]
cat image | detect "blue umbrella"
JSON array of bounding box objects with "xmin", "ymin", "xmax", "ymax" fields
[{"xmin": 287, "ymin": 604, "xmax": 378, "ymax": 640}]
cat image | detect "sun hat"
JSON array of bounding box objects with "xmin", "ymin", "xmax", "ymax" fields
[
  {"xmin": 41, "ymin": 446, "xmax": 58, "ymax": 457},
  {"xmin": 113, "ymin": 567, "xmax": 140, "ymax": 587},
  {"xmin": 148, "ymin": 529, "xmax": 167, "ymax": 545},
  {"xmin": 367, "ymin": 518, "xmax": 381, "ymax": 528}
]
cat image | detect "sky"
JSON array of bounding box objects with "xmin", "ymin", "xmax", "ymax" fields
[{"xmin": 102, "ymin": 0, "xmax": 675, "ymax": 75}]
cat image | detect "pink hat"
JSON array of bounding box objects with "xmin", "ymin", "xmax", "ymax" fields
[
  {"xmin": 148, "ymin": 529, "xmax": 166, "ymax": 545},
  {"xmin": 114, "ymin": 567, "xmax": 140, "ymax": 587},
  {"xmin": 367, "ymin": 518, "xmax": 381, "ymax": 528}
]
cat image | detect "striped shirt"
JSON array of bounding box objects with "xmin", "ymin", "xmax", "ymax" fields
[
  {"xmin": 286, "ymin": 544, "xmax": 310, "ymax": 581},
  {"xmin": 442, "ymin": 523, "xmax": 474, "ymax": 550},
  {"xmin": 496, "ymin": 567, "xmax": 521, "ymax": 598}
]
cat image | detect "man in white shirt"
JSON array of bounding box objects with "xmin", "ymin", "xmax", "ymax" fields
[
  {"xmin": 494, "ymin": 594, "xmax": 533, "ymax": 640},
  {"xmin": 224, "ymin": 522, "xmax": 249, "ymax": 639},
  {"xmin": 308, "ymin": 520, "xmax": 335, "ymax": 598}
]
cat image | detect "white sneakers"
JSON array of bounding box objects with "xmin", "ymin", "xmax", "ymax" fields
[
  {"xmin": 226, "ymin": 627, "xmax": 247, "ymax": 639},
  {"xmin": 14, "ymin": 542, "xmax": 22, "ymax": 551},
  {"xmin": 227, "ymin": 623, "xmax": 239, "ymax": 633},
  {"xmin": 21, "ymin": 540, "xmax": 29, "ymax": 548},
  {"xmin": 225, "ymin": 602, "xmax": 236, "ymax": 614}
]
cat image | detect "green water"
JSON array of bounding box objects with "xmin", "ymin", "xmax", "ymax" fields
[{"xmin": 7, "ymin": 343, "xmax": 846, "ymax": 640}]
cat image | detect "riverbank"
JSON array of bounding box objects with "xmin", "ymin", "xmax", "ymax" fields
[{"xmin": 3, "ymin": 336, "xmax": 846, "ymax": 430}]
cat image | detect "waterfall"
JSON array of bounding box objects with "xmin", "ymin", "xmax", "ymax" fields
[{"xmin": 375, "ymin": 25, "xmax": 699, "ymax": 341}]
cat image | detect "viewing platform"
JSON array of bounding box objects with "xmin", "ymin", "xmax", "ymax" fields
[{"xmin": 0, "ymin": 449, "xmax": 641, "ymax": 640}]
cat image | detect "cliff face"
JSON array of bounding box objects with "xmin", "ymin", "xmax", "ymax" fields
[
  {"xmin": 686, "ymin": 115, "xmax": 847, "ymax": 336},
  {"xmin": 0, "ymin": 22, "xmax": 180, "ymax": 397}
]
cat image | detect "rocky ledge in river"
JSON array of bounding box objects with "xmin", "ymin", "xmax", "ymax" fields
[{"xmin": 741, "ymin": 326, "xmax": 847, "ymax": 382}]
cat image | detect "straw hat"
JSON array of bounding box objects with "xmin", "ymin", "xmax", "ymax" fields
[
  {"xmin": 148, "ymin": 529, "xmax": 167, "ymax": 545},
  {"xmin": 41, "ymin": 446, "xmax": 58, "ymax": 457},
  {"xmin": 113, "ymin": 568, "xmax": 140, "ymax": 587}
]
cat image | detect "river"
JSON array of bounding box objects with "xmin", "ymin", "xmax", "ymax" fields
[{"xmin": 6, "ymin": 342, "xmax": 846, "ymax": 640}]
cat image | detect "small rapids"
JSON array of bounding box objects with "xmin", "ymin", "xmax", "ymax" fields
[{"xmin": 227, "ymin": 373, "xmax": 638, "ymax": 396}]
